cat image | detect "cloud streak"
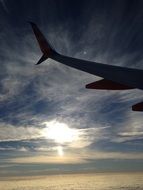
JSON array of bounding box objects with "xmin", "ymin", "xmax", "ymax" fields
[{"xmin": 0, "ymin": 0, "xmax": 143, "ymax": 175}]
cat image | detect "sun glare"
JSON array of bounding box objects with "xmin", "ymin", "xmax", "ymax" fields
[
  {"xmin": 57, "ymin": 146, "xmax": 64, "ymax": 156},
  {"xmin": 42, "ymin": 121, "xmax": 78, "ymax": 144}
]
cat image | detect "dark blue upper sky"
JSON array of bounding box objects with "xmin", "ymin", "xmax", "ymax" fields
[{"xmin": 0, "ymin": 0, "xmax": 143, "ymax": 176}]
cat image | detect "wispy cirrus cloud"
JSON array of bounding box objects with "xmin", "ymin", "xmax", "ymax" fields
[
  {"xmin": 0, "ymin": 0, "xmax": 9, "ymax": 13},
  {"xmin": 1, "ymin": 0, "xmax": 143, "ymax": 175}
]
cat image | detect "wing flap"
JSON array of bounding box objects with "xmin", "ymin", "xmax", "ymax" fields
[
  {"xmin": 132, "ymin": 102, "xmax": 143, "ymax": 111},
  {"xmin": 86, "ymin": 79, "xmax": 135, "ymax": 90}
]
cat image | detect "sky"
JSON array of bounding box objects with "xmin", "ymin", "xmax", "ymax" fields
[{"xmin": 0, "ymin": 0, "xmax": 143, "ymax": 177}]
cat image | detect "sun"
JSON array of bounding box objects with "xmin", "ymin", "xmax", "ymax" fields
[{"xmin": 42, "ymin": 120, "xmax": 78, "ymax": 144}]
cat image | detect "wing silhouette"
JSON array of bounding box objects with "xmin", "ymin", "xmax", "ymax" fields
[{"xmin": 30, "ymin": 22, "xmax": 143, "ymax": 111}]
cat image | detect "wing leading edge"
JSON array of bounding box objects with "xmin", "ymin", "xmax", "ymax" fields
[{"xmin": 30, "ymin": 22, "xmax": 143, "ymax": 111}]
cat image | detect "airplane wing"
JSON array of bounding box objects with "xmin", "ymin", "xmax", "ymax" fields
[{"xmin": 30, "ymin": 22, "xmax": 143, "ymax": 111}]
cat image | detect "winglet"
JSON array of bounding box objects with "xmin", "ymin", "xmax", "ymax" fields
[
  {"xmin": 29, "ymin": 22, "xmax": 57, "ymax": 64},
  {"xmin": 36, "ymin": 54, "xmax": 48, "ymax": 65}
]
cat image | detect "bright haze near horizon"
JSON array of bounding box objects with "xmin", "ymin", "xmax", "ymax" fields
[{"xmin": 0, "ymin": 0, "xmax": 143, "ymax": 177}]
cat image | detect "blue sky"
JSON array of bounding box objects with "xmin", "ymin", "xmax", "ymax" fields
[{"xmin": 0, "ymin": 0, "xmax": 143, "ymax": 176}]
